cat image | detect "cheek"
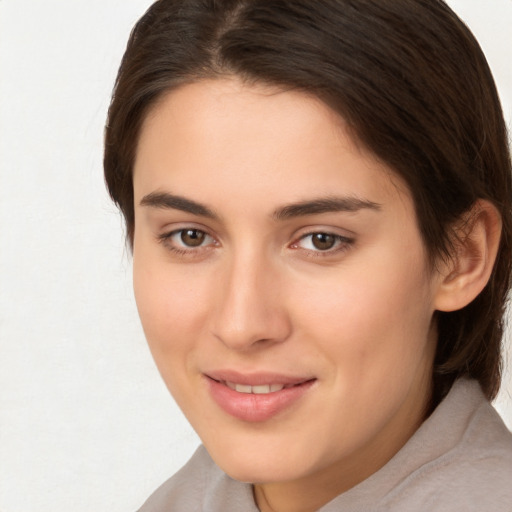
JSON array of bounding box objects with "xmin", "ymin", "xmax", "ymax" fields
[
  {"xmin": 290, "ymin": 251, "xmax": 435, "ymax": 374},
  {"xmin": 132, "ymin": 262, "xmax": 214, "ymax": 411},
  {"xmin": 132, "ymin": 253, "xmax": 211, "ymax": 364}
]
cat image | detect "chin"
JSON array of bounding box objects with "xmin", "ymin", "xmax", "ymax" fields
[
  {"xmin": 203, "ymin": 435, "xmax": 316, "ymax": 484},
  {"xmin": 218, "ymin": 457, "xmax": 303, "ymax": 484}
]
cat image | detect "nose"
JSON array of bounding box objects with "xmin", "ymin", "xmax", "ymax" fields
[{"xmin": 211, "ymin": 252, "xmax": 292, "ymax": 351}]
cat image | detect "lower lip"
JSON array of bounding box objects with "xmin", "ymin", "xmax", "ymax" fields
[{"xmin": 206, "ymin": 377, "xmax": 316, "ymax": 422}]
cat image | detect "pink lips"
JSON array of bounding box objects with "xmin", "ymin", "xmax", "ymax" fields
[{"xmin": 205, "ymin": 370, "xmax": 316, "ymax": 422}]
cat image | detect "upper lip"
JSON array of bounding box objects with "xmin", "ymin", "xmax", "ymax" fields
[{"xmin": 205, "ymin": 369, "xmax": 315, "ymax": 387}]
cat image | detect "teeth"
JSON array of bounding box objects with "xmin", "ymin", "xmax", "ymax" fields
[
  {"xmin": 253, "ymin": 385, "xmax": 270, "ymax": 394},
  {"xmin": 235, "ymin": 384, "xmax": 252, "ymax": 394},
  {"xmin": 226, "ymin": 382, "xmax": 286, "ymax": 394}
]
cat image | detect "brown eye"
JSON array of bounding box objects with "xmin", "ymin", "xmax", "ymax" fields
[
  {"xmin": 294, "ymin": 231, "xmax": 353, "ymax": 254},
  {"xmin": 180, "ymin": 229, "xmax": 206, "ymax": 247},
  {"xmin": 311, "ymin": 233, "xmax": 336, "ymax": 251},
  {"xmin": 159, "ymin": 227, "xmax": 216, "ymax": 254}
]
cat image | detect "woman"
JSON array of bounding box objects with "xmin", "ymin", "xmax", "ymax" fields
[{"xmin": 104, "ymin": 1, "xmax": 512, "ymax": 510}]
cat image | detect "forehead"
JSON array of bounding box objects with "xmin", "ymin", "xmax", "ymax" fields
[{"xmin": 133, "ymin": 78, "xmax": 410, "ymax": 213}]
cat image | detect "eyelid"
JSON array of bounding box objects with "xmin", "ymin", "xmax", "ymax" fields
[
  {"xmin": 289, "ymin": 229, "xmax": 355, "ymax": 255},
  {"xmin": 157, "ymin": 225, "xmax": 219, "ymax": 255},
  {"xmin": 155, "ymin": 223, "xmax": 354, "ymax": 258}
]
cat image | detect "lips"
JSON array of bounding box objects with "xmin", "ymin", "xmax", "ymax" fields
[{"xmin": 205, "ymin": 371, "xmax": 316, "ymax": 422}]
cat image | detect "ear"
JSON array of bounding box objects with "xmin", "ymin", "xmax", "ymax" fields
[{"xmin": 434, "ymin": 199, "xmax": 502, "ymax": 312}]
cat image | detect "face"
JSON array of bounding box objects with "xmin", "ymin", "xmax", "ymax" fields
[{"xmin": 132, "ymin": 79, "xmax": 441, "ymax": 494}]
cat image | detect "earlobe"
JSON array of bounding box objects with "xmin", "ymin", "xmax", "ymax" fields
[{"xmin": 434, "ymin": 199, "xmax": 502, "ymax": 313}]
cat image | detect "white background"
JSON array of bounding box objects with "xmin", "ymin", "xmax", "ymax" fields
[{"xmin": 0, "ymin": 1, "xmax": 511, "ymax": 511}]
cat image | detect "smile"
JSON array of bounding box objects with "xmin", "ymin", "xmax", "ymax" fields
[
  {"xmin": 205, "ymin": 373, "xmax": 316, "ymax": 422},
  {"xmin": 225, "ymin": 382, "xmax": 291, "ymax": 394}
]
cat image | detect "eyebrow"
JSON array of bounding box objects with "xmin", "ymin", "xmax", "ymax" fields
[
  {"xmin": 272, "ymin": 196, "xmax": 381, "ymax": 220},
  {"xmin": 140, "ymin": 191, "xmax": 381, "ymax": 221},
  {"xmin": 140, "ymin": 192, "xmax": 218, "ymax": 219}
]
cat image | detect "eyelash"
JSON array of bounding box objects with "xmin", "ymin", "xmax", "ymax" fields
[
  {"xmin": 291, "ymin": 232, "xmax": 354, "ymax": 256},
  {"xmin": 157, "ymin": 228, "xmax": 217, "ymax": 257},
  {"xmin": 157, "ymin": 228, "xmax": 354, "ymax": 258}
]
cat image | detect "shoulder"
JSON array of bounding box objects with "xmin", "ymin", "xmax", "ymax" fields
[
  {"xmin": 386, "ymin": 381, "xmax": 512, "ymax": 511},
  {"xmin": 136, "ymin": 445, "xmax": 257, "ymax": 512},
  {"xmin": 327, "ymin": 380, "xmax": 512, "ymax": 512},
  {"xmin": 426, "ymin": 397, "xmax": 512, "ymax": 509}
]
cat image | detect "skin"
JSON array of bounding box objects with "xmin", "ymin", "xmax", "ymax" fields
[{"xmin": 132, "ymin": 78, "xmax": 446, "ymax": 512}]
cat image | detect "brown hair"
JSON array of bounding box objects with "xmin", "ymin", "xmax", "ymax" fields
[{"xmin": 104, "ymin": 0, "xmax": 512, "ymax": 402}]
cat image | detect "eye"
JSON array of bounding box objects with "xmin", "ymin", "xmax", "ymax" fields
[
  {"xmin": 293, "ymin": 232, "xmax": 353, "ymax": 253},
  {"xmin": 158, "ymin": 228, "xmax": 216, "ymax": 252},
  {"xmin": 177, "ymin": 228, "xmax": 208, "ymax": 247},
  {"xmin": 307, "ymin": 233, "xmax": 337, "ymax": 251}
]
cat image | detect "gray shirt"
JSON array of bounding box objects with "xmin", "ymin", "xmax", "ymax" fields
[{"xmin": 138, "ymin": 379, "xmax": 512, "ymax": 511}]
